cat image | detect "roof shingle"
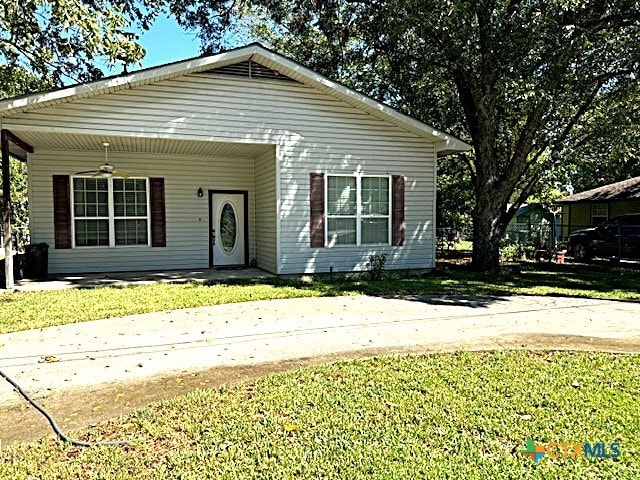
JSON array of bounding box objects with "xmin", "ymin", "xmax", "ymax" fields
[{"xmin": 557, "ymin": 176, "xmax": 640, "ymax": 203}]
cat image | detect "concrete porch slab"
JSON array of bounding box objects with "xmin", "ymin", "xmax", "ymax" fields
[{"xmin": 6, "ymin": 267, "xmax": 273, "ymax": 292}]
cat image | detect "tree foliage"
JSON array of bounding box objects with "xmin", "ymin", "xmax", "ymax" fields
[
  {"xmin": 437, "ymin": 155, "xmax": 474, "ymax": 250},
  {"xmin": 174, "ymin": 0, "xmax": 640, "ymax": 270},
  {"xmin": 557, "ymin": 82, "xmax": 640, "ymax": 193},
  {"xmin": 0, "ymin": 1, "xmax": 159, "ymax": 85},
  {"xmin": 0, "ymin": 158, "xmax": 29, "ymax": 247}
]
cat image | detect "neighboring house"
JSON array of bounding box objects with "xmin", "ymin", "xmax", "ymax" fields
[
  {"xmin": 504, "ymin": 203, "xmax": 557, "ymax": 249},
  {"xmin": 557, "ymin": 176, "xmax": 640, "ymax": 238},
  {"xmin": 0, "ymin": 43, "xmax": 469, "ymax": 275}
]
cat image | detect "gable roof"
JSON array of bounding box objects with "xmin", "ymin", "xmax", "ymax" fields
[
  {"xmin": 0, "ymin": 43, "xmax": 470, "ymax": 156},
  {"xmin": 557, "ymin": 176, "xmax": 640, "ymax": 203}
]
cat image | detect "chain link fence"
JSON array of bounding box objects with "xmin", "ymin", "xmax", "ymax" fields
[{"xmin": 438, "ymin": 220, "xmax": 640, "ymax": 262}]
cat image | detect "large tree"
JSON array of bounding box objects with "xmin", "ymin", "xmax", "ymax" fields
[
  {"xmin": 0, "ymin": 1, "xmax": 161, "ymax": 86},
  {"xmin": 174, "ymin": 0, "xmax": 640, "ymax": 270}
]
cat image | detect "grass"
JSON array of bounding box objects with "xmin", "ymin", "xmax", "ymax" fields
[
  {"xmin": 0, "ymin": 279, "xmax": 354, "ymax": 334},
  {"xmin": 366, "ymin": 261, "xmax": 640, "ymax": 299},
  {"xmin": 2, "ymin": 351, "xmax": 639, "ymax": 479},
  {"xmin": 1, "ymin": 261, "xmax": 639, "ymax": 334},
  {"xmin": 441, "ymin": 239, "xmax": 473, "ymax": 251}
]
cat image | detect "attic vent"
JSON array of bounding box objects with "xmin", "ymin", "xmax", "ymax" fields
[{"xmin": 203, "ymin": 60, "xmax": 298, "ymax": 82}]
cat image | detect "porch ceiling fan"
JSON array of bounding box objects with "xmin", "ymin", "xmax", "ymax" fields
[{"xmin": 75, "ymin": 142, "xmax": 131, "ymax": 178}]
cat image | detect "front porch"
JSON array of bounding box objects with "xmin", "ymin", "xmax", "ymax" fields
[
  {"xmin": 6, "ymin": 266, "xmax": 273, "ymax": 292},
  {"xmin": 8, "ymin": 131, "xmax": 279, "ymax": 279}
]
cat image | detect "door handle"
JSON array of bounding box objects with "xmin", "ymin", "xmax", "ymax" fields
[{"xmin": 211, "ymin": 230, "xmax": 216, "ymax": 246}]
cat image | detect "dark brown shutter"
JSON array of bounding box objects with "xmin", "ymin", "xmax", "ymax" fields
[
  {"xmin": 392, "ymin": 175, "xmax": 405, "ymax": 246},
  {"xmin": 149, "ymin": 177, "xmax": 166, "ymax": 247},
  {"xmin": 52, "ymin": 175, "xmax": 72, "ymax": 249},
  {"xmin": 310, "ymin": 173, "xmax": 325, "ymax": 247}
]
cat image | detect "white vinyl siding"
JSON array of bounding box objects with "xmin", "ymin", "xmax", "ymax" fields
[
  {"xmin": 13, "ymin": 73, "xmax": 437, "ymax": 274},
  {"xmin": 254, "ymin": 148, "xmax": 278, "ymax": 273}
]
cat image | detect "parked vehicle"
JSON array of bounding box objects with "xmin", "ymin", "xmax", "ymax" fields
[{"xmin": 567, "ymin": 214, "xmax": 640, "ymax": 261}]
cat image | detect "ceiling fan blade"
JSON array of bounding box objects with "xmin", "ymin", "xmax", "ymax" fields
[
  {"xmin": 75, "ymin": 170, "xmax": 99, "ymax": 175},
  {"xmin": 114, "ymin": 170, "xmax": 131, "ymax": 179}
]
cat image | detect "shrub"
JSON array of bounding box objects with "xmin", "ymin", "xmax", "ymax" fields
[
  {"xmin": 499, "ymin": 242, "xmax": 533, "ymax": 262},
  {"xmin": 368, "ymin": 253, "xmax": 387, "ymax": 281}
]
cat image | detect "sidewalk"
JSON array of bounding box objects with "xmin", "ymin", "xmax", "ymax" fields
[{"xmin": 1, "ymin": 294, "xmax": 639, "ymax": 443}]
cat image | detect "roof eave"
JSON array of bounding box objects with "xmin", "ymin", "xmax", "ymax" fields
[
  {"xmin": 0, "ymin": 43, "xmax": 472, "ymax": 152},
  {"xmin": 252, "ymin": 49, "xmax": 472, "ymax": 150},
  {"xmin": 0, "ymin": 44, "xmax": 261, "ymax": 115}
]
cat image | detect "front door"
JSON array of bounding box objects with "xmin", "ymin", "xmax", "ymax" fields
[{"xmin": 210, "ymin": 192, "xmax": 246, "ymax": 267}]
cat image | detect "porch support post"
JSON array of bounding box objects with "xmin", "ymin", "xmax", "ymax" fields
[
  {"xmin": 1, "ymin": 128, "xmax": 34, "ymax": 290},
  {"xmin": 1, "ymin": 129, "xmax": 13, "ymax": 289}
]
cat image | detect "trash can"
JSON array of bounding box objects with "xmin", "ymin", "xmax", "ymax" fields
[{"xmin": 24, "ymin": 242, "xmax": 49, "ymax": 280}]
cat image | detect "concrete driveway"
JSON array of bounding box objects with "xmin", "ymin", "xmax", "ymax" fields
[{"xmin": 1, "ymin": 294, "xmax": 639, "ymax": 443}]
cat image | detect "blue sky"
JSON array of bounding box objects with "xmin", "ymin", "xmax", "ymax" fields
[
  {"xmin": 137, "ymin": 15, "xmax": 202, "ymax": 68},
  {"xmin": 100, "ymin": 15, "xmax": 202, "ymax": 74}
]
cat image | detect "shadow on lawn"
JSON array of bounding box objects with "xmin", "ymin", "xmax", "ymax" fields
[
  {"xmin": 436, "ymin": 261, "xmax": 640, "ymax": 298},
  {"xmin": 392, "ymin": 294, "xmax": 509, "ymax": 308},
  {"xmin": 12, "ymin": 261, "xmax": 638, "ymax": 301},
  {"xmin": 212, "ymin": 261, "xmax": 640, "ymax": 301}
]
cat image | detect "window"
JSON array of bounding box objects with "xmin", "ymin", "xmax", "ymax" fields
[
  {"xmin": 73, "ymin": 178, "xmax": 109, "ymax": 246},
  {"xmin": 113, "ymin": 179, "xmax": 149, "ymax": 245},
  {"xmin": 327, "ymin": 176, "xmax": 357, "ymax": 245},
  {"xmin": 326, "ymin": 175, "xmax": 390, "ymax": 246},
  {"xmin": 72, "ymin": 177, "xmax": 149, "ymax": 247},
  {"xmin": 591, "ymin": 204, "xmax": 608, "ymax": 226}
]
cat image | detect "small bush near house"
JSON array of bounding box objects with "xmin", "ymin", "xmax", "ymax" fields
[
  {"xmin": 500, "ymin": 242, "xmax": 535, "ymax": 262},
  {"xmin": 368, "ymin": 253, "xmax": 387, "ymax": 280}
]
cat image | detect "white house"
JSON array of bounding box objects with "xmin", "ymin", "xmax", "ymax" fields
[{"xmin": 0, "ymin": 43, "xmax": 469, "ymax": 276}]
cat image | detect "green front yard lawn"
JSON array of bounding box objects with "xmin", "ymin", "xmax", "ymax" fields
[
  {"xmin": 1, "ymin": 262, "xmax": 639, "ymax": 334},
  {"xmin": 2, "ymin": 351, "xmax": 639, "ymax": 479}
]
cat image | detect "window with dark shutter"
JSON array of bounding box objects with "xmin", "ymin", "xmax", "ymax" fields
[
  {"xmin": 149, "ymin": 177, "xmax": 166, "ymax": 247},
  {"xmin": 52, "ymin": 175, "xmax": 72, "ymax": 249},
  {"xmin": 392, "ymin": 175, "xmax": 405, "ymax": 246},
  {"xmin": 309, "ymin": 173, "xmax": 325, "ymax": 247}
]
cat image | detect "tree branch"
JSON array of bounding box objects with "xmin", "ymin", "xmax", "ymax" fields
[
  {"xmin": 504, "ymin": 95, "xmax": 550, "ymax": 182},
  {"xmin": 503, "ymin": 170, "xmax": 541, "ymax": 222},
  {"xmin": 0, "ymin": 38, "xmax": 86, "ymax": 85}
]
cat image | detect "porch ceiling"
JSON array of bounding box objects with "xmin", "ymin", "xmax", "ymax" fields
[{"xmin": 10, "ymin": 131, "xmax": 275, "ymax": 158}]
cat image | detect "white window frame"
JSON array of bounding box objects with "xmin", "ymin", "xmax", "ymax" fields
[
  {"xmin": 70, "ymin": 176, "xmax": 151, "ymax": 248},
  {"xmin": 325, "ymin": 173, "xmax": 391, "ymax": 247},
  {"xmin": 70, "ymin": 176, "xmax": 110, "ymax": 248}
]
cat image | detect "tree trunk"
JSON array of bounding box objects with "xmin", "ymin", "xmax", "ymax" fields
[
  {"xmin": 471, "ymin": 204, "xmax": 504, "ymax": 272},
  {"xmin": 470, "ymin": 156, "xmax": 509, "ymax": 272}
]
